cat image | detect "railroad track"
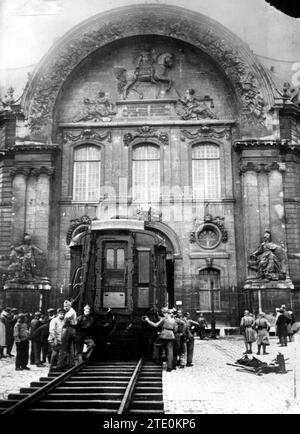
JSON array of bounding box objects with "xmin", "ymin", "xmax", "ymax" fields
[{"xmin": 0, "ymin": 358, "xmax": 164, "ymax": 415}]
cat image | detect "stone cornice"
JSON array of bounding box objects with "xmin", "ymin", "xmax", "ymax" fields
[
  {"xmin": 59, "ymin": 119, "xmax": 236, "ymax": 129},
  {"xmin": 11, "ymin": 143, "xmax": 60, "ymax": 153},
  {"xmin": 234, "ymin": 139, "xmax": 290, "ymax": 152}
]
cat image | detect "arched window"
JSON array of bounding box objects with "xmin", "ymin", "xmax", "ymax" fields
[
  {"xmin": 73, "ymin": 145, "xmax": 101, "ymax": 201},
  {"xmin": 197, "ymin": 268, "xmax": 221, "ymax": 312},
  {"xmin": 132, "ymin": 144, "xmax": 160, "ymax": 201},
  {"xmin": 192, "ymin": 144, "xmax": 221, "ymax": 199}
]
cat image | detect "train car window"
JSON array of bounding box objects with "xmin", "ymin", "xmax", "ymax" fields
[
  {"xmin": 138, "ymin": 250, "xmax": 150, "ymax": 284},
  {"xmin": 116, "ymin": 249, "xmax": 125, "ymax": 269},
  {"xmin": 106, "ymin": 249, "xmax": 114, "ymax": 269}
]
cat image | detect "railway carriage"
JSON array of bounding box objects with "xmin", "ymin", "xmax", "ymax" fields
[{"xmin": 69, "ymin": 219, "xmax": 170, "ymax": 357}]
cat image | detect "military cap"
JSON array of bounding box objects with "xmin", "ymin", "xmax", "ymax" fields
[
  {"xmin": 57, "ymin": 308, "xmax": 65, "ymax": 314},
  {"xmin": 17, "ymin": 313, "xmax": 26, "ymax": 319},
  {"xmin": 11, "ymin": 308, "xmax": 18, "ymax": 313}
]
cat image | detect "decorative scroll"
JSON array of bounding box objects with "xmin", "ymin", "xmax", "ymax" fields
[
  {"xmin": 190, "ymin": 215, "xmax": 228, "ymax": 248},
  {"xmin": 181, "ymin": 126, "xmax": 231, "ymax": 141},
  {"xmin": 123, "ymin": 126, "xmax": 169, "ymax": 146},
  {"xmin": 66, "ymin": 215, "xmax": 92, "ymax": 245},
  {"xmin": 63, "ymin": 129, "xmax": 112, "ymax": 143}
]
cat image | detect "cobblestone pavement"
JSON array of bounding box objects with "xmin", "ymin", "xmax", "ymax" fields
[
  {"xmin": 0, "ymin": 344, "xmax": 49, "ymax": 401},
  {"xmin": 163, "ymin": 333, "xmax": 300, "ymax": 414}
]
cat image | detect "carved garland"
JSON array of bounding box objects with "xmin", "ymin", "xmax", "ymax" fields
[
  {"xmin": 25, "ymin": 7, "xmax": 271, "ymax": 135},
  {"xmin": 123, "ymin": 126, "xmax": 169, "ymax": 147},
  {"xmin": 180, "ymin": 126, "xmax": 231, "ymax": 141},
  {"xmin": 63, "ymin": 129, "xmax": 112, "ymax": 143}
]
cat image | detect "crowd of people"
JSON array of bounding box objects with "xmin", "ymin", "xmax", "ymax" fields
[
  {"xmin": 143, "ymin": 307, "xmax": 202, "ymax": 372},
  {"xmin": 1, "ymin": 301, "xmax": 298, "ymax": 374},
  {"xmin": 0, "ymin": 301, "xmax": 96, "ymax": 372},
  {"xmin": 240, "ymin": 305, "xmax": 297, "ymax": 356}
]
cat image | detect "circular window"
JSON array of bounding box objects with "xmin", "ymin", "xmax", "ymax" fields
[{"xmin": 196, "ymin": 224, "xmax": 222, "ymax": 250}]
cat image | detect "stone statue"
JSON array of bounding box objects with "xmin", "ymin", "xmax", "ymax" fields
[
  {"xmin": 8, "ymin": 234, "xmax": 43, "ymax": 281},
  {"xmin": 248, "ymin": 231, "xmax": 288, "ymax": 281},
  {"xmin": 177, "ymin": 89, "xmax": 218, "ymax": 120},
  {"xmin": 114, "ymin": 49, "xmax": 174, "ymax": 99},
  {"xmin": 74, "ymin": 91, "xmax": 116, "ymax": 122}
]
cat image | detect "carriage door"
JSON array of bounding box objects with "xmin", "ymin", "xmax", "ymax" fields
[{"xmin": 102, "ymin": 242, "xmax": 127, "ymax": 308}]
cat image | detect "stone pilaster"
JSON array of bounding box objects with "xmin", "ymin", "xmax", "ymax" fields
[{"xmin": 10, "ymin": 167, "xmax": 29, "ymax": 244}]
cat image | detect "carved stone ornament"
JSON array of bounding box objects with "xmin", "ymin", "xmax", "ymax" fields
[
  {"xmin": 24, "ymin": 5, "xmax": 273, "ymax": 136},
  {"xmin": 124, "ymin": 126, "xmax": 169, "ymax": 146},
  {"xmin": 10, "ymin": 166, "xmax": 55, "ymax": 179},
  {"xmin": 190, "ymin": 215, "xmax": 228, "ymax": 249},
  {"xmin": 66, "ymin": 215, "xmax": 92, "ymax": 245},
  {"xmin": 63, "ymin": 129, "xmax": 112, "ymax": 143},
  {"xmin": 247, "ymin": 230, "xmax": 288, "ymax": 282},
  {"xmin": 114, "ymin": 48, "xmax": 175, "ymax": 99},
  {"xmin": 181, "ymin": 126, "xmax": 231, "ymax": 141},
  {"xmin": 73, "ymin": 91, "xmax": 116, "ymax": 122},
  {"xmin": 6, "ymin": 233, "xmax": 45, "ymax": 282},
  {"xmin": 176, "ymin": 89, "xmax": 218, "ymax": 120},
  {"xmin": 240, "ymin": 161, "xmax": 286, "ymax": 175},
  {"xmin": 135, "ymin": 207, "xmax": 162, "ymax": 222}
]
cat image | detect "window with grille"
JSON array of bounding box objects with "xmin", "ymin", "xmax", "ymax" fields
[
  {"xmin": 197, "ymin": 268, "xmax": 221, "ymax": 312},
  {"xmin": 192, "ymin": 144, "xmax": 221, "ymax": 200},
  {"xmin": 73, "ymin": 145, "xmax": 101, "ymax": 201},
  {"xmin": 132, "ymin": 144, "xmax": 160, "ymax": 201}
]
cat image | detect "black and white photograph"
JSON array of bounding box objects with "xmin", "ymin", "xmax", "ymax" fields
[{"xmin": 0, "ymin": 0, "xmax": 300, "ymax": 422}]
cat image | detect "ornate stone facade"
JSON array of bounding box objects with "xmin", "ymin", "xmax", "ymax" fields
[{"xmin": 1, "ymin": 4, "xmax": 299, "ymax": 323}]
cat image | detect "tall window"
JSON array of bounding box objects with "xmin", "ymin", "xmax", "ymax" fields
[
  {"xmin": 132, "ymin": 144, "xmax": 160, "ymax": 201},
  {"xmin": 192, "ymin": 144, "xmax": 221, "ymax": 199},
  {"xmin": 73, "ymin": 145, "xmax": 101, "ymax": 201},
  {"xmin": 197, "ymin": 268, "xmax": 221, "ymax": 312}
]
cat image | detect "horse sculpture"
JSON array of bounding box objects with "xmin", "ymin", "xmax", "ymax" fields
[{"xmin": 114, "ymin": 51, "xmax": 174, "ymax": 100}]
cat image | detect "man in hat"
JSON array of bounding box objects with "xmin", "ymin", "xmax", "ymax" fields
[
  {"xmin": 173, "ymin": 310, "xmax": 187, "ymax": 369},
  {"xmin": 14, "ymin": 313, "xmax": 30, "ymax": 370},
  {"xmin": 75, "ymin": 305, "xmax": 95, "ymax": 364},
  {"xmin": 2, "ymin": 308, "xmax": 15, "ymax": 357},
  {"xmin": 48, "ymin": 308, "xmax": 65, "ymax": 371},
  {"xmin": 183, "ymin": 312, "xmax": 199, "ymax": 367},
  {"xmin": 197, "ymin": 313, "xmax": 208, "ymax": 340},
  {"xmin": 30, "ymin": 312, "xmax": 42, "ymax": 365}
]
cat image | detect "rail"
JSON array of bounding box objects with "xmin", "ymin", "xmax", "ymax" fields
[
  {"xmin": 2, "ymin": 361, "xmax": 87, "ymax": 415},
  {"xmin": 117, "ymin": 357, "xmax": 143, "ymax": 414}
]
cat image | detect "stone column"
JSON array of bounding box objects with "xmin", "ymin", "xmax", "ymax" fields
[{"xmin": 11, "ymin": 167, "xmax": 29, "ymax": 244}]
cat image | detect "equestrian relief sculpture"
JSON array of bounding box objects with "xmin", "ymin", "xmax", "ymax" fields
[{"xmin": 114, "ymin": 48, "xmax": 174, "ymax": 99}]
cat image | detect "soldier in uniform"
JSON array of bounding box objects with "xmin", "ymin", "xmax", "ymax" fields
[
  {"xmin": 183, "ymin": 312, "xmax": 199, "ymax": 367},
  {"xmin": 74, "ymin": 305, "xmax": 96, "ymax": 364},
  {"xmin": 173, "ymin": 310, "xmax": 187, "ymax": 369},
  {"xmin": 143, "ymin": 307, "xmax": 177, "ymax": 372}
]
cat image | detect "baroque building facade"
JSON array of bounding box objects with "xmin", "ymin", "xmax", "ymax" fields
[{"xmin": 0, "ymin": 4, "xmax": 300, "ymax": 327}]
